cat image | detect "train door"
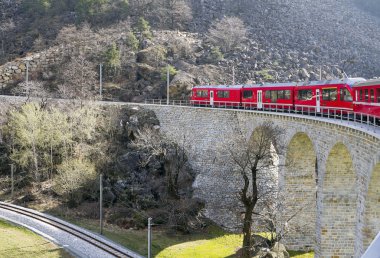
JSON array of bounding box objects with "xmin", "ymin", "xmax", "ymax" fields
[
  {"xmin": 316, "ymin": 89, "xmax": 321, "ymax": 112},
  {"xmin": 257, "ymin": 90, "xmax": 263, "ymax": 109},
  {"xmin": 210, "ymin": 90, "xmax": 214, "ymax": 107}
]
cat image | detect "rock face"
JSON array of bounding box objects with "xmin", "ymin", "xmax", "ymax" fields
[
  {"xmin": 1, "ymin": 0, "xmax": 380, "ymax": 100},
  {"xmin": 189, "ymin": 0, "xmax": 380, "ymax": 79}
]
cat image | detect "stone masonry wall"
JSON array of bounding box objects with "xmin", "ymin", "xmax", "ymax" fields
[
  {"xmin": 0, "ymin": 46, "xmax": 66, "ymax": 90},
  {"xmin": 141, "ymin": 105, "xmax": 380, "ymax": 258}
]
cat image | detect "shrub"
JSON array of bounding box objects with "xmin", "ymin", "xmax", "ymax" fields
[
  {"xmin": 136, "ymin": 17, "xmax": 153, "ymax": 39},
  {"xmin": 127, "ymin": 32, "xmax": 139, "ymax": 51},
  {"xmin": 209, "ymin": 46, "xmax": 224, "ymax": 63},
  {"xmin": 53, "ymin": 159, "xmax": 98, "ymax": 206},
  {"xmin": 161, "ymin": 65, "xmax": 178, "ymax": 81}
]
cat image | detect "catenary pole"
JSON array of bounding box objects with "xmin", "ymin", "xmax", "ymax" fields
[
  {"xmin": 26, "ymin": 60, "xmax": 29, "ymax": 84},
  {"xmin": 100, "ymin": 174, "xmax": 103, "ymax": 235},
  {"xmin": 232, "ymin": 65, "xmax": 235, "ymax": 85},
  {"xmin": 148, "ymin": 217, "xmax": 152, "ymax": 258},
  {"xmin": 99, "ymin": 64, "xmax": 103, "ymax": 99},
  {"xmin": 167, "ymin": 65, "xmax": 170, "ymax": 105},
  {"xmin": 10, "ymin": 164, "xmax": 14, "ymax": 199}
]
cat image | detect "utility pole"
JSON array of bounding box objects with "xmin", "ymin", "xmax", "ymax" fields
[
  {"xmin": 319, "ymin": 66, "xmax": 322, "ymax": 81},
  {"xmin": 10, "ymin": 164, "xmax": 14, "ymax": 199},
  {"xmin": 167, "ymin": 65, "xmax": 170, "ymax": 105},
  {"xmin": 99, "ymin": 174, "xmax": 103, "ymax": 235},
  {"xmin": 232, "ymin": 65, "xmax": 235, "ymax": 85},
  {"xmin": 99, "ymin": 64, "xmax": 103, "ymax": 99},
  {"xmin": 148, "ymin": 218, "xmax": 152, "ymax": 258},
  {"xmin": 26, "ymin": 60, "xmax": 29, "ymax": 84}
]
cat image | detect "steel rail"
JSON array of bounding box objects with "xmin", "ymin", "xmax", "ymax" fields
[{"xmin": 0, "ymin": 202, "xmax": 138, "ymax": 258}]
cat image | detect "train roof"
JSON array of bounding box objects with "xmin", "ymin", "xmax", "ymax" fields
[
  {"xmin": 192, "ymin": 78, "xmax": 367, "ymax": 89},
  {"xmin": 192, "ymin": 85, "xmax": 243, "ymax": 89},
  {"xmin": 352, "ymin": 79, "xmax": 380, "ymax": 87}
]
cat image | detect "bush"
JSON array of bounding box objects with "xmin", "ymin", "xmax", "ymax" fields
[
  {"xmin": 127, "ymin": 32, "xmax": 139, "ymax": 51},
  {"xmin": 161, "ymin": 65, "xmax": 178, "ymax": 81},
  {"xmin": 53, "ymin": 159, "xmax": 98, "ymax": 206},
  {"xmin": 209, "ymin": 46, "xmax": 224, "ymax": 63},
  {"xmin": 136, "ymin": 17, "xmax": 153, "ymax": 39}
]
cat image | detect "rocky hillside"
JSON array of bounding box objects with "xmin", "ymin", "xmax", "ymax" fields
[
  {"xmin": 1, "ymin": 0, "xmax": 380, "ymax": 101},
  {"xmin": 190, "ymin": 0, "xmax": 380, "ymax": 78}
]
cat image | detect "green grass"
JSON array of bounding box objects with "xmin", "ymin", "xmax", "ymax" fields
[
  {"xmin": 54, "ymin": 216, "xmax": 314, "ymax": 258},
  {"xmin": 0, "ymin": 219, "xmax": 72, "ymax": 258},
  {"xmin": 156, "ymin": 234, "xmax": 242, "ymax": 258},
  {"xmin": 288, "ymin": 250, "xmax": 314, "ymax": 258}
]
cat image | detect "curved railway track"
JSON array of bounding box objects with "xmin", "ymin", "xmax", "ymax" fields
[{"xmin": 0, "ymin": 202, "xmax": 143, "ymax": 258}]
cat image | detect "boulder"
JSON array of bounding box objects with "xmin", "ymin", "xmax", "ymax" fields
[
  {"xmin": 18, "ymin": 64, "xmax": 26, "ymax": 70},
  {"xmin": 299, "ymin": 68, "xmax": 310, "ymax": 79},
  {"xmin": 170, "ymin": 71, "xmax": 196, "ymax": 90}
]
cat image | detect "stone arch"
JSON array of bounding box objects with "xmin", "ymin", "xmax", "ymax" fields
[
  {"xmin": 321, "ymin": 142, "xmax": 356, "ymax": 257},
  {"xmin": 363, "ymin": 163, "xmax": 380, "ymax": 249},
  {"xmin": 283, "ymin": 132, "xmax": 317, "ymax": 250}
]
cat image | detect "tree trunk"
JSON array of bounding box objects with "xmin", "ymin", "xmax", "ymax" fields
[
  {"xmin": 242, "ymin": 203, "xmax": 254, "ymax": 257},
  {"xmin": 32, "ymin": 142, "xmax": 39, "ymax": 182},
  {"xmin": 240, "ymin": 163, "xmax": 259, "ymax": 258}
]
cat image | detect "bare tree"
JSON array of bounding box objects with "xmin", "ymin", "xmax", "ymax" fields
[
  {"xmin": 128, "ymin": 0, "xmax": 156, "ymax": 18},
  {"xmin": 155, "ymin": 0, "xmax": 193, "ymax": 29},
  {"xmin": 207, "ymin": 17, "xmax": 248, "ymax": 53},
  {"xmin": 58, "ymin": 54, "xmax": 98, "ymax": 100},
  {"xmin": 13, "ymin": 80, "xmax": 49, "ymax": 95},
  {"xmin": 227, "ymin": 121, "xmax": 285, "ymax": 258},
  {"xmin": 55, "ymin": 23, "xmax": 100, "ymax": 58},
  {"xmin": 0, "ymin": 18, "xmax": 15, "ymax": 56},
  {"xmin": 255, "ymin": 185, "xmax": 315, "ymax": 248}
]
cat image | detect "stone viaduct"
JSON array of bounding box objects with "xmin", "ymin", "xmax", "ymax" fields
[
  {"xmin": 0, "ymin": 95, "xmax": 379, "ymax": 257},
  {"xmin": 141, "ymin": 104, "xmax": 380, "ymax": 258}
]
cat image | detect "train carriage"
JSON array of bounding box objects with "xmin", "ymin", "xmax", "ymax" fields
[
  {"xmin": 241, "ymin": 83, "xmax": 295, "ymax": 111},
  {"xmin": 352, "ymin": 79, "xmax": 380, "ymax": 119},
  {"xmin": 294, "ymin": 78, "xmax": 364, "ymax": 115},
  {"xmin": 191, "ymin": 85, "xmax": 242, "ymax": 107}
]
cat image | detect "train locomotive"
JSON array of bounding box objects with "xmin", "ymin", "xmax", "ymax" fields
[{"xmin": 190, "ymin": 78, "xmax": 380, "ymax": 122}]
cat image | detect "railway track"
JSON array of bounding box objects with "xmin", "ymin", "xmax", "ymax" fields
[{"xmin": 0, "ymin": 202, "xmax": 143, "ymax": 258}]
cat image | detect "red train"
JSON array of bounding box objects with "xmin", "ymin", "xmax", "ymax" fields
[{"xmin": 190, "ymin": 78, "xmax": 380, "ymax": 121}]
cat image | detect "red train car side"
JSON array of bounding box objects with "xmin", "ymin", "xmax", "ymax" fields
[
  {"xmin": 190, "ymin": 78, "xmax": 378, "ymax": 120},
  {"xmin": 353, "ymin": 79, "xmax": 380, "ymax": 119},
  {"xmin": 191, "ymin": 85, "xmax": 242, "ymax": 107},
  {"xmin": 241, "ymin": 83, "xmax": 295, "ymax": 111},
  {"xmin": 293, "ymin": 79, "xmax": 363, "ymax": 114}
]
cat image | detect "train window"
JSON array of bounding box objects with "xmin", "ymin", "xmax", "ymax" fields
[
  {"xmin": 297, "ymin": 90, "xmax": 312, "ymax": 100},
  {"xmin": 322, "ymin": 88, "xmax": 337, "ymax": 101},
  {"xmin": 365, "ymin": 89, "xmax": 369, "ymax": 102},
  {"xmin": 271, "ymin": 91, "xmax": 278, "ymax": 102},
  {"xmin": 370, "ymin": 89, "xmax": 374, "ymax": 102},
  {"xmin": 284, "ymin": 90, "xmax": 291, "ymax": 100},
  {"xmin": 243, "ymin": 90, "xmax": 253, "ymax": 99},
  {"xmin": 377, "ymin": 89, "xmax": 380, "ymax": 103},
  {"xmin": 279, "ymin": 91, "xmax": 284, "ymax": 99},
  {"xmin": 359, "ymin": 90, "xmax": 363, "ymax": 101},
  {"xmin": 217, "ymin": 90, "xmax": 230, "ymax": 98},
  {"xmin": 340, "ymin": 88, "xmax": 353, "ymax": 102},
  {"xmin": 196, "ymin": 90, "xmax": 208, "ymax": 97},
  {"xmin": 265, "ymin": 90, "xmax": 271, "ymax": 99}
]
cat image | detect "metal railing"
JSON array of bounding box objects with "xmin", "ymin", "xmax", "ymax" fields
[
  {"xmin": 144, "ymin": 99, "xmax": 380, "ymax": 129},
  {"xmin": 1, "ymin": 94, "xmax": 378, "ymax": 130}
]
